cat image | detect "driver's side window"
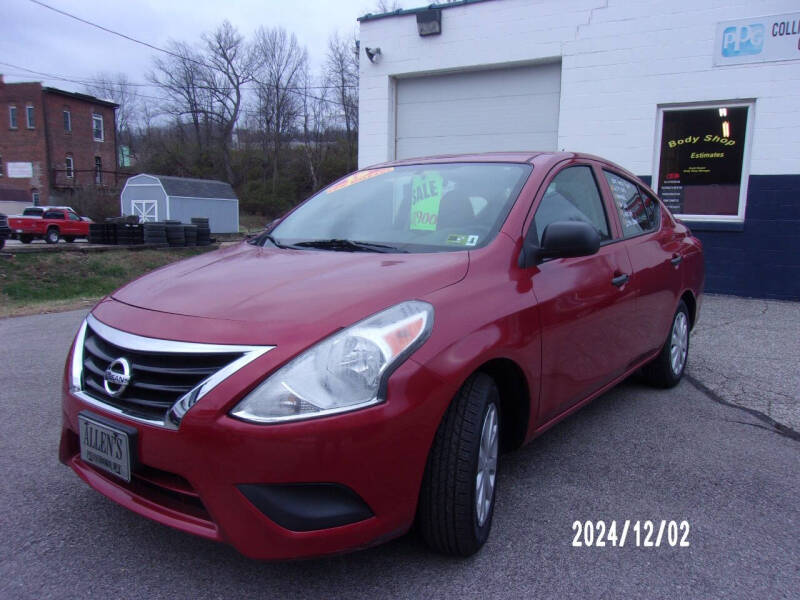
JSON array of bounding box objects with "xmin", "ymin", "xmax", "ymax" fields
[{"xmin": 532, "ymin": 166, "xmax": 610, "ymax": 243}]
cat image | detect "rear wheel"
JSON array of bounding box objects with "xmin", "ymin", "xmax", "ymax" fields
[
  {"xmin": 45, "ymin": 228, "xmax": 60, "ymax": 244},
  {"xmin": 64, "ymin": 236, "xmax": 75, "ymax": 243},
  {"xmin": 20, "ymin": 234, "xmax": 33, "ymax": 244},
  {"xmin": 418, "ymin": 372, "xmax": 500, "ymax": 556},
  {"xmin": 642, "ymin": 300, "xmax": 690, "ymax": 388}
]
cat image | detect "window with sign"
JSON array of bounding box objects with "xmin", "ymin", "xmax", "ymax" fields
[
  {"xmin": 603, "ymin": 171, "xmax": 660, "ymax": 237},
  {"xmin": 655, "ymin": 102, "xmax": 752, "ymax": 221}
]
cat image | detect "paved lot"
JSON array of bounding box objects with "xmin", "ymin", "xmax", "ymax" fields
[
  {"xmin": 0, "ymin": 309, "xmax": 798, "ymax": 599},
  {"xmin": 689, "ymin": 294, "xmax": 800, "ymax": 433}
]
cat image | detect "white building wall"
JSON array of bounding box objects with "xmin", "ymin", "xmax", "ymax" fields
[{"xmin": 358, "ymin": 0, "xmax": 800, "ymax": 177}]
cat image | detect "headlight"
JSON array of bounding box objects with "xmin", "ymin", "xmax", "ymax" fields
[{"xmin": 230, "ymin": 300, "xmax": 434, "ymax": 424}]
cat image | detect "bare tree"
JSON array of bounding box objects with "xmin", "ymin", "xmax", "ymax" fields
[
  {"xmin": 148, "ymin": 41, "xmax": 211, "ymax": 158},
  {"xmin": 84, "ymin": 72, "xmax": 140, "ymax": 151},
  {"xmin": 375, "ymin": 0, "xmax": 402, "ymax": 11},
  {"xmin": 325, "ymin": 32, "xmax": 359, "ymax": 171},
  {"xmin": 298, "ymin": 68, "xmax": 332, "ymax": 192},
  {"xmin": 252, "ymin": 27, "xmax": 308, "ymax": 194},
  {"xmin": 201, "ymin": 20, "xmax": 255, "ymax": 183},
  {"xmin": 147, "ymin": 23, "xmax": 253, "ymax": 183}
]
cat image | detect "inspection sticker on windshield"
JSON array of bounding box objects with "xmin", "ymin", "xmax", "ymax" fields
[
  {"xmin": 326, "ymin": 167, "xmax": 394, "ymax": 194},
  {"xmin": 410, "ymin": 172, "xmax": 444, "ymax": 231},
  {"xmin": 446, "ymin": 234, "xmax": 479, "ymax": 246}
]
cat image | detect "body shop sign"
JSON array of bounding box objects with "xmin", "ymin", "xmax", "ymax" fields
[
  {"xmin": 658, "ymin": 106, "xmax": 748, "ymax": 216},
  {"xmin": 715, "ymin": 13, "xmax": 800, "ymax": 66}
]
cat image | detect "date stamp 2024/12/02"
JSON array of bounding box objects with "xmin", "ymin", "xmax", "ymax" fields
[{"xmin": 572, "ymin": 520, "xmax": 691, "ymax": 548}]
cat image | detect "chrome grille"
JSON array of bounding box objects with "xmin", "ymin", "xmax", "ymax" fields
[{"xmin": 75, "ymin": 315, "xmax": 274, "ymax": 426}]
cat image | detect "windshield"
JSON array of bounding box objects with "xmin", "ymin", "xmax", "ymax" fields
[{"xmin": 268, "ymin": 163, "xmax": 532, "ymax": 253}]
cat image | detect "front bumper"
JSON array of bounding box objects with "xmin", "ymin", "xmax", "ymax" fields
[{"xmin": 60, "ymin": 343, "xmax": 448, "ymax": 560}]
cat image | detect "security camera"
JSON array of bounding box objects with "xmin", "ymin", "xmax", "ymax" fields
[{"xmin": 365, "ymin": 46, "xmax": 382, "ymax": 63}]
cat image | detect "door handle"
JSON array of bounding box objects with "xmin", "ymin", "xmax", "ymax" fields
[
  {"xmin": 611, "ymin": 273, "xmax": 630, "ymax": 287},
  {"xmin": 670, "ymin": 254, "xmax": 683, "ymax": 266}
]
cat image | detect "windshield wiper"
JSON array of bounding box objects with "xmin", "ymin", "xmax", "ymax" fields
[
  {"xmin": 292, "ymin": 239, "xmax": 406, "ymax": 253},
  {"xmin": 264, "ymin": 233, "xmax": 294, "ymax": 249}
]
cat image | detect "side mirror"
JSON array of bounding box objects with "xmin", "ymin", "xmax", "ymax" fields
[{"xmin": 518, "ymin": 221, "xmax": 601, "ymax": 268}]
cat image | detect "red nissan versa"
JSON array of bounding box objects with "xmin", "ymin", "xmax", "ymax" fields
[{"xmin": 60, "ymin": 152, "xmax": 704, "ymax": 559}]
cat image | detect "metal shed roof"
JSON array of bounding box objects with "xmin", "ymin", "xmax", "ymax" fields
[{"xmin": 130, "ymin": 174, "xmax": 237, "ymax": 200}]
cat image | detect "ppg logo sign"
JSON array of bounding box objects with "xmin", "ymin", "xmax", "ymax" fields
[{"xmin": 721, "ymin": 24, "xmax": 765, "ymax": 56}]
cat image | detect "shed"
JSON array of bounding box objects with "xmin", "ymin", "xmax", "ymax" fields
[{"xmin": 120, "ymin": 174, "xmax": 239, "ymax": 233}]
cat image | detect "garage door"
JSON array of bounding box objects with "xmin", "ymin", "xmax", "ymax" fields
[{"xmin": 395, "ymin": 62, "xmax": 561, "ymax": 159}]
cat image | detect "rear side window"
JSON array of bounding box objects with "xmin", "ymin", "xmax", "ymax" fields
[
  {"xmin": 533, "ymin": 165, "xmax": 610, "ymax": 243},
  {"xmin": 43, "ymin": 210, "xmax": 64, "ymax": 219},
  {"xmin": 603, "ymin": 171, "xmax": 660, "ymax": 237}
]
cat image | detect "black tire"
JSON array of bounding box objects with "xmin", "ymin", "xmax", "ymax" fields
[
  {"xmin": 642, "ymin": 300, "xmax": 690, "ymax": 388},
  {"xmin": 20, "ymin": 234, "xmax": 33, "ymax": 244},
  {"xmin": 64, "ymin": 236, "xmax": 75, "ymax": 243},
  {"xmin": 0, "ymin": 238, "xmax": 4, "ymax": 250},
  {"xmin": 418, "ymin": 372, "xmax": 500, "ymax": 556},
  {"xmin": 45, "ymin": 228, "xmax": 60, "ymax": 244}
]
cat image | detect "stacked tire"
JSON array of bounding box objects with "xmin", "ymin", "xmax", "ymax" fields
[
  {"xmin": 166, "ymin": 222, "xmax": 185, "ymax": 247},
  {"xmin": 143, "ymin": 223, "xmax": 167, "ymax": 246},
  {"xmin": 116, "ymin": 223, "xmax": 144, "ymax": 245},
  {"xmin": 104, "ymin": 223, "xmax": 117, "ymax": 245},
  {"xmin": 183, "ymin": 224, "xmax": 198, "ymax": 247},
  {"xmin": 88, "ymin": 223, "xmax": 105, "ymax": 244},
  {"xmin": 191, "ymin": 218, "xmax": 211, "ymax": 246}
]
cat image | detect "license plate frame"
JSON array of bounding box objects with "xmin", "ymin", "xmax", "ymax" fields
[{"xmin": 78, "ymin": 411, "xmax": 137, "ymax": 482}]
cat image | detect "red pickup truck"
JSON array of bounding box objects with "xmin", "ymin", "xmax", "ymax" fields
[{"xmin": 9, "ymin": 207, "xmax": 90, "ymax": 244}]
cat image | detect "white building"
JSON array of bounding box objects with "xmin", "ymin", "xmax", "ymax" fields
[
  {"xmin": 120, "ymin": 174, "xmax": 239, "ymax": 233},
  {"xmin": 357, "ymin": 0, "xmax": 800, "ymax": 300}
]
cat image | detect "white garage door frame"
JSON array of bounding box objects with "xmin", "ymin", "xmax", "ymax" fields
[{"xmin": 393, "ymin": 60, "xmax": 562, "ymax": 160}]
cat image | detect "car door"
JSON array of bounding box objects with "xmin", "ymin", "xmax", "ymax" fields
[
  {"xmin": 525, "ymin": 162, "xmax": 637, "ymax": 424},
  {"xmin": 66, "ymin": 211, "xmax": 83, "ymax": 235},
  {"xmin": 599, "ymin": 169, "xmax": 682, "ymax": 359}
]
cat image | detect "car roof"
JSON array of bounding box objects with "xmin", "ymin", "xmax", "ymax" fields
[
  {"xmin": 365, "ymin": 151, "xmax": 648, "ymax": 190},
  {"xmin": 368, "ymin": 151, "xmax": 617, "ymax": 168}
]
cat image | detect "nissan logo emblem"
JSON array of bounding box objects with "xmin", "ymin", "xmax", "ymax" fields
[{"xmin": 104, "ymin": 357, "xmax": 131, "ymax": 397}]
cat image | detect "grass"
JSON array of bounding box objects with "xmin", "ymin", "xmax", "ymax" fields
[{"xmin": 0, "ymin": 247, "xmax": 217, "ymax": 317}]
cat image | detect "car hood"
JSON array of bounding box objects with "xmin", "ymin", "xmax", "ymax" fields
[{"xmin": 111, "ymin": 242, "xmax": 468, "ymax": 333}]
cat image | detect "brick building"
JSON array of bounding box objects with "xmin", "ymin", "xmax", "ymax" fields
[{"xmin": 0, "ymin": 75, "xmax": 117, "ymax": 206}]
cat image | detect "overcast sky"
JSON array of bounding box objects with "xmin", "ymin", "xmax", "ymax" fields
[{"xmin": 1, "ymin": 0, "xmax": 408, "ymax": 97}]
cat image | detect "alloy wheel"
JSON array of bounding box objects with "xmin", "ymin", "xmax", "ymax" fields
[
  {"xmin": 475, "ymin": 403, "xmax": 498, "ymax": 527},
  {"xmin": 670, "ymin": 311, "xmax": 689, "ymax": 375}
]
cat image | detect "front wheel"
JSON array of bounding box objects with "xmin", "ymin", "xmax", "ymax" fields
[
  {"xmin": 418, "ymin": 372, "xmax": 500, "ymax": 556},
  {"xmin": 45, "ymin": 228, "xmax": 60, "ymax": 244},
  {"xmin": 642, "ymin": 300, "xmax": 690, "ymax": 388}
]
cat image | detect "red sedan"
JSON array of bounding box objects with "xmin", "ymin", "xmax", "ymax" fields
[{"xmin": 60, "ymin": 152, "xmax": 704, "ymax": 559}]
